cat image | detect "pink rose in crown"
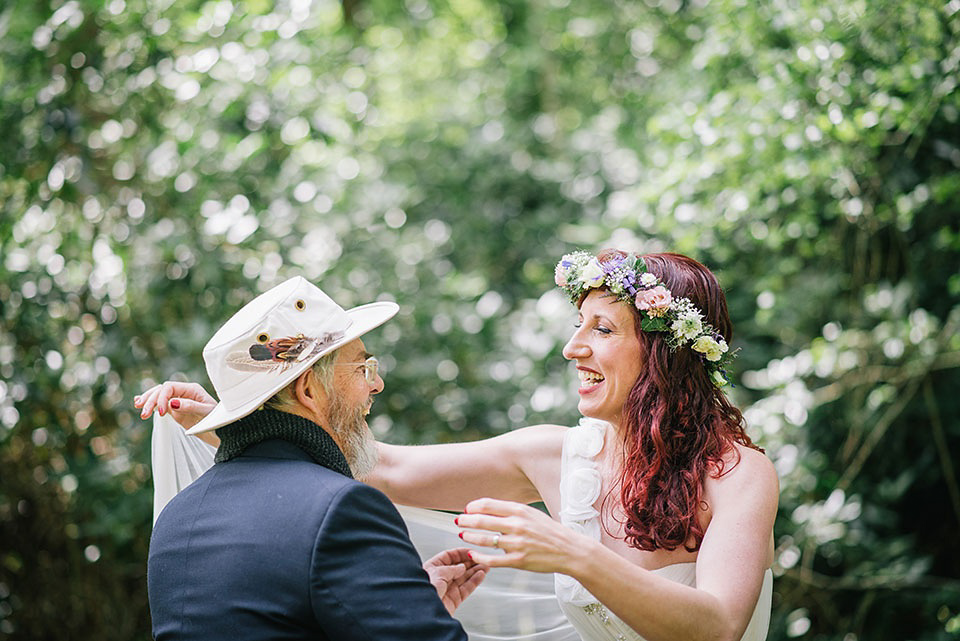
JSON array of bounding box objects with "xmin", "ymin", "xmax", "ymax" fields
[{"xmin": 635, "ymin": 285, "xmax": 672, "ymax": 317}]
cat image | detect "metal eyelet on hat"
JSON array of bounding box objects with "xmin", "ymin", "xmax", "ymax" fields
[
  {"xmin": 295, "ymin": 299, "xmax": 306, "ymax": 311},
  {"xmin": 257, "ymin": 332, "xmax": 270, "ymax": 343}
]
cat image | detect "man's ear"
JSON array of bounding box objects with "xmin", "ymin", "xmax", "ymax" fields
[{"xmin": 294, "ymin": 369, "xmax": 327, "ymax": 421}]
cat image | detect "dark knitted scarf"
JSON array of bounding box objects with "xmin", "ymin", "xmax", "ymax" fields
[{"xmin": 214, "ymin": 408, "xmax": 353, "ymax": 478}]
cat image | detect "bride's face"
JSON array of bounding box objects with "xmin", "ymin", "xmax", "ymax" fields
[{"xmin": 562, "ymin": 290, "xmax": 643, "ymax": 426}]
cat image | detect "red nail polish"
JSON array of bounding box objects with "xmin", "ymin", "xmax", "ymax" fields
[
  {"xmin": 170, "ymin": 399, "xmax": 181, "ymax": 410},
  {"xmin": 158, "ymin": 408, "xmax": 164, "ymax": 416},
  {"xmin": 454, "ymin": 517, "xmax": 459, "ymax": 525},
  {"xmin": 458, "ymin": 532, "xmax": 464, "ymax": 539}
]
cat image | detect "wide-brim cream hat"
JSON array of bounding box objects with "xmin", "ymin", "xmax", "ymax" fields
[{"xmin": 186, "ymin": 276, "xmax": 398, "ymax": 435}]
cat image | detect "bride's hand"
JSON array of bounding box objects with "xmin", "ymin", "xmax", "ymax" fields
[
  {"xmin": 456, "ymin": 498, "xmax": 590, "ymax": 574},
  {"xmin": 134, "ymin": 381, "xmax": 217, "ymax": 431}
]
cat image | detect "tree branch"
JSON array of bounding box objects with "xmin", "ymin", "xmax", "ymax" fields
[
  {"xmin": 813, "ymin": 350, "xmax": 960, "ymax": 405},
  {"xmin": 833, "ymin": 310, "xmax": 960, "ymax": 491},
  {"xmin": 924, "ymin": 377, "xmax": 960, "ymax": 529},
  {"xmin": 835, "ymin": 373, "xmax": 922, "ymax": 492}
]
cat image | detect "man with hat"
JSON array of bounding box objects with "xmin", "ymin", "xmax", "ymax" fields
[{"xmin": 146, "ymin": 276, "xmax": 484, "ymax": 640}]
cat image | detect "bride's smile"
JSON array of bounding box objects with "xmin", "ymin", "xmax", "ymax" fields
[{"xmin": 563, "ymin": 291, "xmax": 643, "ymax": 426}]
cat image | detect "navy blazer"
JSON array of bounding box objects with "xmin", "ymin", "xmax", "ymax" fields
[{"xmin": 148, "ymin": 439, "xmax": 467, "ymax": 641}]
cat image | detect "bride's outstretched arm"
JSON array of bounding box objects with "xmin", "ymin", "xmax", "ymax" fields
[
  {"xmin": 136, "ymin": 380, "xmax": 565, "ymax": 512},
  {"xmin": 369, "ymin": 425, "xmax": 565, "ymax": 511},
  {"xmin": 458, "ymin": 447, "xmax": 779, "ymax": 641}
]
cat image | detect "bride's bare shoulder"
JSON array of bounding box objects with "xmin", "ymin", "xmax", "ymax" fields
[
  {"xmin": 708, "ymin": 443, "xmax": 779, "ymax": 505},
  {"xmin": 502, "ymin": 423, "xmax": 569, "ymax": 453}
]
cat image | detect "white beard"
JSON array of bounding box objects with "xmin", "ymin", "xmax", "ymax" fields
[{"xmin": 328, "ymin": 396, "xmax": 379, "ymax": 479}]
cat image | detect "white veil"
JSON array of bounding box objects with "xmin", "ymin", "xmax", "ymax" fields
[{"xmin": 150, "ymin": 414, "xmax": 579, "ymax": 640}]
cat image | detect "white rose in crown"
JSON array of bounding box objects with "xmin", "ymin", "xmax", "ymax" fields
[
  {"xmin": 570, "ymin": 418, "xmax": 606, "ymax": 458},
  {"xmin": 561, "ymin": 467, "xmax": 603, "ymax": 522},
  {"xmin": 579, "ymin": 258, "xmax": 605, "ymax": 288}
]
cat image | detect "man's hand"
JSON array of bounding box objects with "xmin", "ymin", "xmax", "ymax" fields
[{"xmin": 422, "ymin": 548, "xmax": 488, "ymax": 615}]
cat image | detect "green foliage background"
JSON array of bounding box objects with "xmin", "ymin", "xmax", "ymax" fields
[{"xmin": 2, "ymin": 0, "xmax": 959, "ymax": 639}]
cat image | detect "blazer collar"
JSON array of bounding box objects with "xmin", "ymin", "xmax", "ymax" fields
[{"xmin": 215, "ymin": 408, "xmax": 353, "ymax": 478}]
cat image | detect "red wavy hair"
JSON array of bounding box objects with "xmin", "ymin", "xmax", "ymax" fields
[{"xmin": 592, "ymin": 250, "xmax": 761, "ymax": 552}]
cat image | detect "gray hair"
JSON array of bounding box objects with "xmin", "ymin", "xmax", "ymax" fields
[{"xmin": 264, "ymin": 349, "xmax": 337, "ymax": 413}]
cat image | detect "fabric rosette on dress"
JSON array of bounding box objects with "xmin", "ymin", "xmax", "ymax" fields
[{"xmin": 554, "ymin": 417, "xmax": 609, "ymax": 607}]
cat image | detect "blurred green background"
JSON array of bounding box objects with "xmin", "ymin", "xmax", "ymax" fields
[{"xmin": 2, "ymin": 0, "xmax": 959, "ymax": 639}]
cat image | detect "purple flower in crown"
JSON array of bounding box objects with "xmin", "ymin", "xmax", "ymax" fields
[
  {"xmin": 554, "ymin": 257, "xmax": 575, "ymax": 287},
  {"xmin": 603, "ymin": 254, "xmax": 627, "ymax": 271},
  {"xmin": 619, "ymin": 269, "xmax": 638, "ymax": 297}
]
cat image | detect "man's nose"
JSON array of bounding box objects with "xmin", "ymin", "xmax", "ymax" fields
[{"xmin": 369, "ymin": 373, "xmax": 384, "ymax": 394}]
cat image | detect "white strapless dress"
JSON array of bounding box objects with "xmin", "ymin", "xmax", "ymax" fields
[{"xmin": 554, "ymin": 418, "xmax": 772, "ymax": 641}]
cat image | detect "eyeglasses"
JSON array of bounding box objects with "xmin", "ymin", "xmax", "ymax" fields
[{"xmin": 337, "ymin": 356, "xmax": 380, "ymax": 384}]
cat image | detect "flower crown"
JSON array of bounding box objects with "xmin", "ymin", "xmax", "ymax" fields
[{"xmin": 555, "ymin": 250, "xmax": 736, "ymax": 387}]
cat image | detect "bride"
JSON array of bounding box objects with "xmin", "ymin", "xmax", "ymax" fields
[{"xmin": 140, "ymin": 249, "xmax": 777, "ymax": 641}]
